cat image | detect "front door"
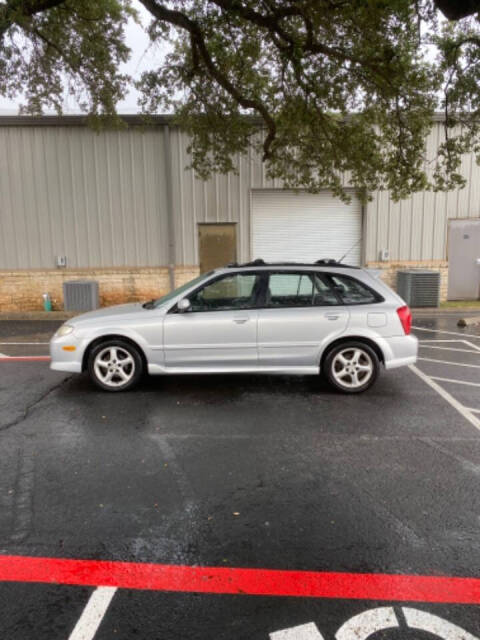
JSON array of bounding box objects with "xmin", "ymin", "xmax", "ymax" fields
[
  {"xmin": 163, "ymin": 271, "xmax": 261, "ymax": 370},
  {"xmin": 257, "ymin": 271, "xmax": 349, "ymax": 368},
  {"xmin": 198, "ymin": 223, "xmax": 237, "ymax": 273}
]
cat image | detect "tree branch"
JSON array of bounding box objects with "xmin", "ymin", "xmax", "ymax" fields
[
  {"xmin": 0, "ymin": 0, "xmax": 66, "ymax": 37},
  {"xmin": 435, "ymin": 0, "xmax": 480, "ymax": 20},
  {"xmin": 139, "ymin": 0, "xmax": 277, "ymax": 159},
  {"xmin": 209, "ymin": 0, "xmax": 402, "ymax": 91}
]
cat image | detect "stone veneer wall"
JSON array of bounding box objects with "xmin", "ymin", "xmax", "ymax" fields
[
  {"xmin": 0, "ymin": 261, "xmax": 449, "ymax": 311},
  {"xmin": 366, "ymin": 260, "xmax": 449, "ymax": 303},
  {"xmin": 0, "ymin": 266, "xmax": 200, "ymax": 312}
]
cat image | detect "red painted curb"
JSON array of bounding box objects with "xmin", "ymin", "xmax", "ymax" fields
[
  {"xmin": 1, "ymin": 555, "xmax": 480, "ymax": 604},
  {"xmin": 0, "ymin": 356, "xmax": 50, "ymax": 362}
]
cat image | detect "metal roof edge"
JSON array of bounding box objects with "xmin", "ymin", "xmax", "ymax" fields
[
  {"xmin": 0, "ymin": 114, "xmax": 175, "ymax": 127},
  {"xmin": 0, "ymin": 113, "xmax": 451, "ymax": 127}
]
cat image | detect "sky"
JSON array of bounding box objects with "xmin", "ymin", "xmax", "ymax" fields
[
  {"xmin": 0, "ymin": 6, "xmax": 158, "ymax": 114},
  {"xmin": 0, "ymin": 5, "xmax": 442, "ymax": 115}
]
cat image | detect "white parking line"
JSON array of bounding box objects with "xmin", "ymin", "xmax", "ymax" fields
[
  {"xmin": 419, "ymin": 339, "xmax": 468, "ymax": 343},
  {"xmin": 412, "ymin": 326, "xmax": 480, "ymax": 340},
  {"xmin": 68, "ymin": 586, "xmax": 117, "ymax": 640},
  {"xmin": 418, "ymin": 357, "xmax": 480, "ymax": 369},
  {"xmin": 430, "ymin": 376, "xmax": 480, "ymax": 388},
  {"xmin": 463, "ymin": 340, "xmax": 480, "ymax": 353},
  {"xmin": 419, "ymin": 345, "xmax": 480, "ymax": 354},
  {"xmin": 409, "ymin": 366, "xmax": 480, "ymax": 431},
  {"xmin": 270, "ymin": 623, "xmax": 325, "ymax": 639},
  {"xmin": 465, "ymin": 408, "xmax": 480, "ymax": 414}
]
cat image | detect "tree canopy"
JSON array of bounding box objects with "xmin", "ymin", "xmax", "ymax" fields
[{"xmin": 1, "ymin": 0, "xmax": 480, "ymax": 201}]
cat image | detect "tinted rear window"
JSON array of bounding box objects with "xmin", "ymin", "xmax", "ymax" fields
[{"xmin": 326, "ymin": 273, "xmax": 383, "ymax": 304}]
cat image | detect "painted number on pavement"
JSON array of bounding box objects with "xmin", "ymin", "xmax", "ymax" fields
[{"xmin": 270, "ymin": 606, "xmax": 479, "ymax": 639}]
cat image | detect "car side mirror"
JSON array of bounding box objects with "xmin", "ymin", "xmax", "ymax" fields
[{"xmin": 177, "ymin": 298, "xmax": 191, "ymax": 313}]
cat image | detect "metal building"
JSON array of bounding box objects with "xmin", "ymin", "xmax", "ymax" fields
[{"xmin": 0, "ymin": 115, "xmax": 479, "ymax": 311}]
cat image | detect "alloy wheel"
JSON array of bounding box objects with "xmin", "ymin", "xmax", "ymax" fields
[
  {"xmin": 331, "ymin": 347, "xmax": 374, "ymax": 390},
  {"xmin": 93, "ymin": 346, "xmax": 136, "ymax": 388}
]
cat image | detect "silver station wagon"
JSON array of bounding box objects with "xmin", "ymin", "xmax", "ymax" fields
[{"xmin": 50, "ymin": 260, "xmax": 418, "ymax": 393}]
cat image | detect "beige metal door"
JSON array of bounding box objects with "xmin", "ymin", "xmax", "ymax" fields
[
  {"xmin": 447, "ymin": 219, "xmax": 480, "ymax": 300},
  {"xmin": 198, "ymin": 223, "xmax": 237, "ymax": 273}
]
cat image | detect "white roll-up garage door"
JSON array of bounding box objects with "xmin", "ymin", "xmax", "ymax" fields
[{"xmin": 251, "ymin": 190, "xmax": 362, "ymax": 265}]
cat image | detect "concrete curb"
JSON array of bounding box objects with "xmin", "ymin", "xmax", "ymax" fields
[{"xmin": 0, "ymin": 311, "xmax": 76, "ymax": 321}]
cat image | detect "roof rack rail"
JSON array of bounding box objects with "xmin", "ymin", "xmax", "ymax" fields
[
  {"xmin": 225, "ymin": 258, "xmax": 359, "ymax": 269},
  {"xmin": 227, "ymin": 258, "xmax": 266, "ymax": 267}
]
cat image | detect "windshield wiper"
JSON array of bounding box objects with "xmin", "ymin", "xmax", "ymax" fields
[{"xmin": 142, "ymin": 299, "xmax": 156, "ymax": 309}]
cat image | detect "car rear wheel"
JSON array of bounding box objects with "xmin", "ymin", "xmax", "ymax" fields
[
  {"xmin": 88, "ymin": 340, "xmax": 143, "ymax": 392},
  {"xmin": 324, "ymin": 341, "xmax": 379, "ymax": 394}
]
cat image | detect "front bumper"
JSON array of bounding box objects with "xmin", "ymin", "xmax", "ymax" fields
[{"xmin": 50, "ymin": 333, "xmax": 86, "ymax": 373}]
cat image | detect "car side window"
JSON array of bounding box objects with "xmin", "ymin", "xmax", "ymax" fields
[
  {"xmin": 313, "ymin": 273, "xmax": 342, "ymax": 306},
  {"xmin": 266, "ymin": 273, "xmax": 315, "ymax": 307},
  {"xmin": 189, "ymin": 273, "xmax": 260, "ymax": 312},
  {"xmin": 327, "ymin": 273, "xmax": 380, "ymax": 305}
]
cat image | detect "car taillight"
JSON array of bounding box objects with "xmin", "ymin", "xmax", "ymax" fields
[{"xmin": 397, "ymin": 305, "xmax": 412, "ymax": 335}]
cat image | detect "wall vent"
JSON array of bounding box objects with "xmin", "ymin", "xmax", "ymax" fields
[
  {"xmin": 396, "ymin": 270, "xmax": 440, "ymax": 308},
  {"xmin": 63, "ymin": 280, "xmax": 99, "ymax": 312}
]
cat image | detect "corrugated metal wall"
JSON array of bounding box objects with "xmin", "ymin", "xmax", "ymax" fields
[
  {"xmin": 0, "ymin": 125, "xmax": 169, "ymax": 269},
  {"xmin": 168, "ymin": 127, "xmax": 283, "ymax": 265},
  {"xmin": 1, "ymin": 120, "xmax": 479, "ymax": 269},
  {"xmin": 364, "ymin": 124, "xmax": 480, "ymax": 262},
  {"xmin": 168, "ymin": 128, "xmax": 356, "ymax": 265}
]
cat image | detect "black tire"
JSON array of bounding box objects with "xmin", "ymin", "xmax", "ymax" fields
[
  {"xmin": 87, "ymin": 339, "xmax": 144, "ymax": 392},
  {"xmin": 323, "ymin": 341, "xmax": 379, "ymax": 394}
]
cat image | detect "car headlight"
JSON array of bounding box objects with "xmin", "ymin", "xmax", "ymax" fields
[{"xmin": 56, "ymin": 324, "xmax": 74, "ymax": 337}]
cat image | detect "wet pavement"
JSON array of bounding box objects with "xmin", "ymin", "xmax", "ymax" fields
[{"xmin": 0, "ymin": 314, "xmax": 479, "ymax": 638}]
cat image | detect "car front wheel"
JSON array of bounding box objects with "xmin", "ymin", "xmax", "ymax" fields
[
  {"xmin": 88, "ymin": 340, "xmax": 143, "ymax": 392},
  {"xmin": 324, "ymin": 341, "xmax": 379, "ymax": 393}
]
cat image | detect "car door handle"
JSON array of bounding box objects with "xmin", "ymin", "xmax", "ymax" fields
[
  {"xmin": 325, "ymin": 313, "xmax": 340, "ymax": 320},
  {"xmin": 233, "ymin": 316, "xmax": 249, "ymax": 324}
]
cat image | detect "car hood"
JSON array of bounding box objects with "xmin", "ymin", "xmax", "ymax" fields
[{"xmin": 70, "ymin": 303, "xmax": 148, "ymax": 324}]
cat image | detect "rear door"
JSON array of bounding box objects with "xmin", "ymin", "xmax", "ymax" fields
[
  {"xmin": 326, "ymin": 272, "xmax": 397, "ymax": 337},
  {"xmin": 257, "ymin": 271, "xmax": 349, "ymax": 368}
]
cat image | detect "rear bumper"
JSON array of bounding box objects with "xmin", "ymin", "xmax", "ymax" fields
[{"xmin": 381, "ymin": 335, "xmax": 418, "ymax": 370}]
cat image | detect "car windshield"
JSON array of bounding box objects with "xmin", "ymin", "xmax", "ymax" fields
[{"xmin": 151, "ymin": 272, "xmax": 214, "ymax": 308}]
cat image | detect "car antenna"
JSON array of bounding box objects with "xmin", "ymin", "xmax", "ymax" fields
[{"xmin": 338, "ymin": 238, "xmax": 362, "ymax": 263}]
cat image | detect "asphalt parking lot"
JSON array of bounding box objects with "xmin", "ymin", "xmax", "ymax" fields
[{"xmin": 0, "ymin": 314, "xmax": 480, "ymax": 639}]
